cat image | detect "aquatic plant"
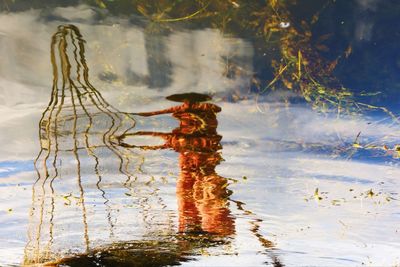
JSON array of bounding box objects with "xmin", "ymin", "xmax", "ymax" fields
[{"xmin": 74, "ymin": 0, "xmax": 398, "ymax": 121}]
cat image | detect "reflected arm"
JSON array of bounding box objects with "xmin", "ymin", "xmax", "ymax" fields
[{"xmin": 129, "ymin": 104, "xmax": 188, "ymax": 117}]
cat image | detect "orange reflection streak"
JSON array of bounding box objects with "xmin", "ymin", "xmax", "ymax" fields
[
  {"xmin": 119, "ymin": 93, "xmax": 234, "ymax": 237},
  {"xmin": 179, "ymin": 152, "xmax": 234, "ymax": 236}
]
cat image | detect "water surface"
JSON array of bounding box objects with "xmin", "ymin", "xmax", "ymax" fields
[{"xmin": 0, "ymin": 1, "xmax": 399, "ymax": 266}]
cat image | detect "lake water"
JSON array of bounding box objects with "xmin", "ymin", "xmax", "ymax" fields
[{"xmin": 0, "ymin": 1, "xmax": 399, "ymax": 266}]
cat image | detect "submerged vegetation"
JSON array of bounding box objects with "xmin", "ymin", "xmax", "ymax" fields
[
  {"xmin": 70, "ymin": 0, "xmax": 399, "ymax": 157},
  {"xmin": 1, "ymin": 0, "xmax": 398, "ymax": 120},
  {"xmin": 64, "ymin": 1, "xmax": 400, "ymax": 121},
  {"xmin": 1, "ymin": 0, "xmax": 399, "ymax": 159},
  {"xmin": 0, "ymin": 1, "xmax": 399, "ymax": 266},
  {"xmin": 67, "ymin": 3, "xmax": 400, "ymax": 107}
]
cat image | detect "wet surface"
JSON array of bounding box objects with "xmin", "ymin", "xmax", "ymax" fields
[{"xmin": 1, "ymin": 1, "xmax": 400, "ymax": 266}]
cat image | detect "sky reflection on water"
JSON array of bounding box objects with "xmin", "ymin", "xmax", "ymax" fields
[{"xmin": 0, "ymin": 3, "xmax": 399, "ymax": 267}]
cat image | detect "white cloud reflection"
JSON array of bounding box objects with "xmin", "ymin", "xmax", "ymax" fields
[{"xmin": 0, "ymin": 5, "xmax": 399, "ymax": 267}]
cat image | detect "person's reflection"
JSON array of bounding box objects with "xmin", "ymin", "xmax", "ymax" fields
[
  {"xmin": 179, "ymin": 152, "xmax": 234, "ymax": 236},
  {"xmin": 119, "ymin": 93, "xmax": 235, "ymax": 237}
]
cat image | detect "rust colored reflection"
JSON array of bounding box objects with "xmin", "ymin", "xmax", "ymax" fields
[{"xmin": 119, "ymin": 93, "xmax": 235, "ymax": 236}]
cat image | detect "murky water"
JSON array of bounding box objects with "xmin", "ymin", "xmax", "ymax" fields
[{"xmin": 0, "ymin": 1, "xmax": 399, "ymax": 266}]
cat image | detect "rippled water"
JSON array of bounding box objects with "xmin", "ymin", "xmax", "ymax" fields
[{"xmin": 0, "ymin": 2, "xmax": 399, "ymax": 266}]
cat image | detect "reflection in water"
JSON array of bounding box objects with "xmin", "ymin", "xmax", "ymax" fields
[
  {"xmin": 144, "ymin": 32, "xmax": 173, "ymax": 88},
  {"xmin": 119, "ymin": 93, "xmax": 282, "ymax": 266},
  {"xmin": 24, "ymin": 24, "xmax": 141, "ymax": 264},
  {"xmin": 119, "ymin": 92, "xmax": 234, "ymax": 237},
  {"xmin": 24, "ymin": 24, "xmax": 281, "ymax": 266}
]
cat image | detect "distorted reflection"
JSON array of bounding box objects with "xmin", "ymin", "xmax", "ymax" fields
[
  {"xmin": 119, "ymin": 92, "xmax": 234, "ymax": 237},
  {"xmin": 1, "ymin": 1, "xmax": 399, "ymax": 266},
  {"xmin": 23, "ymin": 25, "xmax": 235, "ymax": 266},
  {"xmin": 118, "ymin": 93, "xmax": 282, "ymax": 266},
  {"xmin": 23, "ymin": 24, "xmax": 152, "ymax": 264},
  {"xmin": 24, "ymin": 24, "xmax": 280, "ymax": 266}
]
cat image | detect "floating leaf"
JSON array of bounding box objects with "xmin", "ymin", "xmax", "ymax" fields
[
  {"xmin": 314, "ymin": 188, "xmax": 323, "ymax": 201},
  {"xmin": 366, "ymin": 189, "xmax": 375, "ymax": 198}
]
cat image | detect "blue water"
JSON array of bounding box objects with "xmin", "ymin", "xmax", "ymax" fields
[{"xmin": 0, "ymin": 1, "xmax": 400, "ymax": 266}]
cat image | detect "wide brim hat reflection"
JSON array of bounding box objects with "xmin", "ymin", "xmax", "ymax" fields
[{"xmin": 166, "ymin": 93, "xmax": 212, "ymax": 103}]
